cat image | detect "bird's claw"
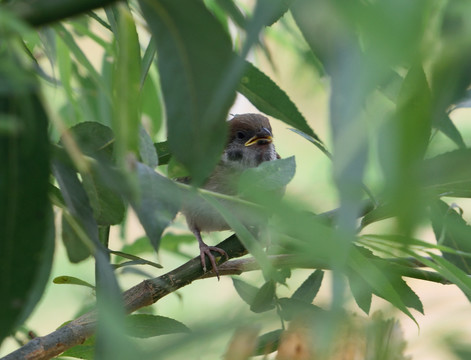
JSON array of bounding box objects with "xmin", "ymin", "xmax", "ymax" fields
[{"xmin": 199, "ymin": 245, "xmax": 229, "ymax": 280}]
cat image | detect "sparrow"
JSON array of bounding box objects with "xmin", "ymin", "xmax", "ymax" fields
[{"xmin": 179, "ymin": 113, "xmax": 280, "ymax": 278}]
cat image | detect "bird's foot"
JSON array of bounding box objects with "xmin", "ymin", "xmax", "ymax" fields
[{"xmin": 199, "ymin": 244, "xmax": 229, "ymax": 280}]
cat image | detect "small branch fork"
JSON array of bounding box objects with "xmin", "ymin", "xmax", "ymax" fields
[{"xmin": 1, "ymin": 233, "xmax": 448, "ymax": 360}]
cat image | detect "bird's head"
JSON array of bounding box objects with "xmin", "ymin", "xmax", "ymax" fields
[{"xmin": 223, "ymin": 113, "xmax": 278, "ymax": 168}]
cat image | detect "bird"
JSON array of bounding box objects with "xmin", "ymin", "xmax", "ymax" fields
[{"xmin": 178, "ymin": 113, "xmax": 280, "ymax": 278}]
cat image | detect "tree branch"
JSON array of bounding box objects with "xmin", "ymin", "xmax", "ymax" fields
[{"xmin": 1, "ymin": 235, "xmax": 246, "ymax": 360}]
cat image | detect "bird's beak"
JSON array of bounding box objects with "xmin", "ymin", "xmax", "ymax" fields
[{"xmin": 245, "ymin": 135, "xmax": 273, "ymax": 146}]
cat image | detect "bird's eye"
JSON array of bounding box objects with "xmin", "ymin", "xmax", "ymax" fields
[{"xmin": 236, "ymin": 131, "xmax": 246, "ymax": 139}]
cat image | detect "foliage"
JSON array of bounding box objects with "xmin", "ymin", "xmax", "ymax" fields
[{"xmin": 2, "ymin": 0, "xmax": 471, "ymax": 359}]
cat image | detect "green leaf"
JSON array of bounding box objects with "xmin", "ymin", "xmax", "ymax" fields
[
  {"xmin": 291, "ymin": 269, "xmax": 324, "ymax": 303},
  {"xmin": 0, "ymin": 61, "xmax": 53, "ymax": 342},
  {"xmin": 277, "ymin": 297, "xmax": 322, "ymax": 321},
  {"xmin": 434, "ymin": 114, "xmax": 466, "ymax": 149},
  {"xmin": 61, "ymin": 335, "xmax": 96, "ymax": 360},
  {"xmin": 109, "ymin": 250, "xmax": 162, "ymax": 269},
  {"xmin": 53, "ymin": 276, "xmax": 95, "ymax": 290},
  {"xmin": 250, "ymin": 281, "xmax": 276, "ymax": 313},
  {"xmin": 139, "ymin": 127, "xmax": 159, "ymax": 168},
  {"xmin": 430, "ymin": 200, "xmax": 471, "ymax": 273},
  {"xmin": 253, "ymin": 329, "xmax": 283, "ymax": 356},
  {"xmin": 62, "ymin": 213, "xmax": 92, "ymax": 263},
  {"xmin": 67, "ymin": 122, "xmax": 114, "ymax": 160},
  {"xmin": 154, "ymin": 141, "xmax": 171, "ymax": 166},
  {"xmin": 237, "ymin": 156, "xmax": 296, "ymax": 196},
  {"xmin": 112, "ymin": 5, "xmax": 141, "ymax": 164},
  {"xmin": 232, "ymin": 278, "xmax": 258, "ymax": 305},
  {"xmin": 130, "ymin": 162, "xmax": 181, "ymax": 251},
  {"xmin": 238, "ymin": 61, "xmax": 317, "ymax": 140},
  {"xmin": 264, "ymin": 0, "xmax": 295, "ymax": 26},
  {"xmin": 422, "ymin": 149, "xmax": 471, "ymax": 198},
  {"xmin": 139, "ymin": 0, "xmax": 236, "ymax": 185},
  {"xmin": 348, "ymin": 271, "xmax": 372, "ymax": 314},
  {"xmin": 125, "ymin": 314, "xmax": 189, "ymax": 338},
  {"xmin": 348, "ymin": 248, "xmax": 419, "ymax": 323}
]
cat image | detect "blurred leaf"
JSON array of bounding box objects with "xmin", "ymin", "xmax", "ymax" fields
[
  {"xmin": 61, "ymin": 122, "xmax": 126, "ymax": 226},
  {"xmin": 277, "ymin": 297, "xmax": 322, "ymax": 321},
  {"xmin": 125, "ymin": 314, "xmax": 189, "ymax": 338},
  {"xmin": 253, "ymin": 329, "xmax": 283, "ymax": 356},
  {"xmin": 264, "ymin": 0, "xmax": 295, "ymax": 26},
  {"xmin": 138, "ymin": 127, "xmax": 158, "ymax": 168},
  {"xmin": 0, "ymin": 60, "xmax": 53, "ymax": 343},
  {"xmin": 55, "ymin": 24, "xmax": 108, "ymax": 98},
  {"xmin": 250, "ymin": 281, "xmax": 276, "ymax": 313},
  {"xmin": 154, "ymin": 141, "xmax": 171, "ymax": 165},
  {"xmin": 62, "ymin": 213, "xmax": 92, "ymax": 263},
  {"xmin": 130, "ymin": 162, "xmax": 181, "ymax": 251},
  {"xmin": 422, "ymin": 149, "xmax": 471, "ymax": 198},
  {"xmin": 348, "ymin": 271, "xmax": 372, "ymax": 314},
  {"xmin": 53, "ymin": 276, "xmax": 95, "ymax": 290},
  {"xmin": 348, "ymin": 248, "xmax": 419, "ymax": 323},
  {"xmin": 291, "ymin": 269, "xmax": 324, "ymax": 304},
  {"xmin": 434, "ymin": 114, "xmax": 466, "ymax": 149},
  {"xmin": 112, "ymin": 5, "xmax": 141, "ymax": 164},
  {"xmin": 139, "ymin": 0, "xmax": 235, "ymax": 185},
  {"xmin": 140, "ymin": 36, "xmax": 156, "ymax": 88},
  {"xmin": 430, "ymin": 200, "xmax": 471, "ymax": 273},
  {"xmin": 140, "ymin": 72, "xmax": 163, "ymax": 137},
  {"xmin": 215, "ymin": 0, "xmax": 246, "ymax": 29},
  {"xmin": 360, "ymin": 203, "xmax": 395, "ymax": 229},
  {"xmin": 67, "ymin": 122, "xmax": 114, "ymax": 160},
  {"xmin": 237, "ymin": 156, "xmax": 296, "ymax": 197},
  {"xmin": 232, "ymin": 278, "xmax": 258, "ymax": 305},
  {"xmin": 238, "ymin": 61, "xmax": 317, "ymax": 140},
  {"xmin": 416, "ymin": 253, "xmax": 471, "ymax": 300},
  {"xmin": 380, "ymin": 64, "xmax": 432, "ymax": 235}
]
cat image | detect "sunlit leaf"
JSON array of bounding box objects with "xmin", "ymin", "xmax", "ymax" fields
[{"xmin": 53, "ymin": 276, "xmax": 95, "ymax": 289}]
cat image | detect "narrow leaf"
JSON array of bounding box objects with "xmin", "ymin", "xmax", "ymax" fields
[
  {"xmin": 53, "ymin": 276, "xmax": 95, "ymax": 290},
  {"xmin": 139, "ymin": 0, "xmax": 236, "ymax": 184},
  {"xmin": 238, "ymin": 61, "xmax": 317, "ymax": 140},
  {"xmin": 291, "ymin": 269, "xmax": 324, "ymax": 303},
  {"xmin": 112, "ymin": 5, "xmax": 141, "ymax": 164},
  {"xmin": 232, "ymin": 278, "xmax": 258, "ymax": 305},
  {"xmin": 250, "ymin": 281, "xmax": 276, "ymax": 313},
  {"xmin": 125, "ymin": 314, "xmax": 189, "ymax": 338},
  {"xmin": 130, "ymin": 162, "xmax": 181, "ymax": 251}
]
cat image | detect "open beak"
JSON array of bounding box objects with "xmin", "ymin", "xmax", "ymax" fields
[{"xmin": 245, "ymin": 135, "xmax": 273, "ymax": 146}]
